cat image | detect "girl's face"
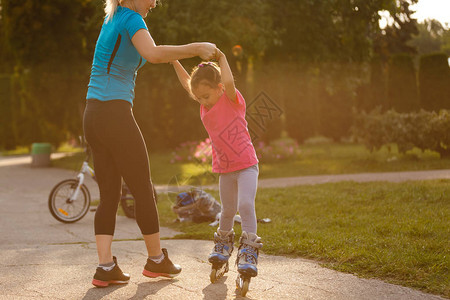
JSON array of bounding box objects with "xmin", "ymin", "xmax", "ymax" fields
[
  {"xmin": 134, "ymin": 0, "xmax": 157, "ymax": 18},
  {"xmin": 192, "ymin": 83, "xmax": 224, "ymax": 109}
]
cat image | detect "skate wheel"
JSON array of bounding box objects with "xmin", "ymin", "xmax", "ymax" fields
[
  {"xmin": 210, "ymin": 268, "xmax": 217, "ymax": 283},
  {"xmin": 236, "ymin": 275, "xmax": 250, "ymax": 297},
  {"xmin": 241, "ymin": 279, "xmax": 249, "ymax": 297}
]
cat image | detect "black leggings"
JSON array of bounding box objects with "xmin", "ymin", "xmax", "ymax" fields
[{"xmin": 83, "ymin": 99, "xmax": 159, "ymax": 235}]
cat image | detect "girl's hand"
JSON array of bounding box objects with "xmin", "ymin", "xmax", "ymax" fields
[{"xmin": 197, "ymin": 42, "xmax": 217, "ymax": 61}]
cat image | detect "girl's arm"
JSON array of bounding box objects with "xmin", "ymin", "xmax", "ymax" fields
[
  {"xmin": 171, "ymin": 60, "xmax": 192, "ymax": 95},
  {"xmin": 216, "ymin": 49, "xmax": 237, "ymax": 103},
  {"xmin": 132, "ymin": 29, "xmax": 216, "ymax": 63}
]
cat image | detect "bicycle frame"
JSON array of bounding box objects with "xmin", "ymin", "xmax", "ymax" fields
[{"xmin": 70, "ymin": 157, "xmax": 96, "ymax": 203}]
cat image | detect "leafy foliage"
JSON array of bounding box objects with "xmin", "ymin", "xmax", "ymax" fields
[
  {"xmin": 265, "ymin": 0, "xmax": 393, "ymax": 63},
  {"xmin": 353, "ymin": 108, "xmax": 450, "ymax": 157},
  {"xmin": 409, "ymin": 19, "xmax": 446, "ymax": 56},
  {"xmin": 0, "ymin": 0, "xmax": 428, "ymax": 150},
  {"xmin": 373, "ymin": 0, "xmax": 419, "ymax": 61},
  {"xmin": 0, "ymin": 0, "xmax": 103, "ymax": 149}
]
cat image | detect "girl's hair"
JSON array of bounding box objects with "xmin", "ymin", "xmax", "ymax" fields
[
  {"xmin": 190, "ymin": 62, "xmax": 222, "ymax": 90},
  {"xmin": 104, "ymin": 0, "xmax": 120, "ymax": 23}
]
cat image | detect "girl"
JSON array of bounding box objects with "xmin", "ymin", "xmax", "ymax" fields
[
  {"xmin": 171, "ymin": 50, "xmax": 263, "ymax": 283},
  {"xmin": 85, "ymin": 0, "xmax": 217, "ymax": 287}
]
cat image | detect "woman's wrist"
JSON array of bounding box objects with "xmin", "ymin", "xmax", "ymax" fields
[
  {"xmin": 190, "ymin": 42, "xmax": 201, "ymax": 56},
  {"xmin": 218, "ymin": 51, "xmax": 226, "ymax": 61}
]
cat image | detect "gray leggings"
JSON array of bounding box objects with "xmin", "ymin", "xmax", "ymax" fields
[{"xmin": 219, "ymin": 164, "xmax": 259, "ymax": 234}]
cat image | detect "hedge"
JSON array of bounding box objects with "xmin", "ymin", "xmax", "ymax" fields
[
  {"xmin": 387, "ymin": 53, "xmax": 419, "ymax": 112},
  {"xmin": 419, "ymin": 53, "xmax": 450, "ymax": 111}
]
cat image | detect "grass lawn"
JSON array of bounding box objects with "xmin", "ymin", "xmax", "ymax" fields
[
  {"xmin": 156, "ymin": 180, "xmax": 450, "ymax": 298},
  {"xmin": 50, "ymin": 143, "xmax": 450, "ymax": 186}
]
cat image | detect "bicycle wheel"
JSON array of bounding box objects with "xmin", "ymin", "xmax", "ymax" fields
[
  {"xmin": 120, "ymin": 184, "xmax": 135, "ymax": 219},
  {"xmin": 48, "ymin": 179, "xmax": 91, "ymax": 223},
  {"xmin": 120, "ymin": 184, "xmax": 158, "ymax": 219}
]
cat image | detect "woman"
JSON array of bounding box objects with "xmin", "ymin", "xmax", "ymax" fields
[{"xmin": 84, "ymin": 0, "xmax": 217, "ymax": 287}]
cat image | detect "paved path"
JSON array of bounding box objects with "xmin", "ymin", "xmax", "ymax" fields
[
  {"xmin": 0, "ymin": 155, "xmax": 447, "ymax": 299},
  {"xmin": 163, "ymin": 169, "xmax": 450, "ymax": 192}
]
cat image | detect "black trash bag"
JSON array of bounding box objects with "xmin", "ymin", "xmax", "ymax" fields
[{"xmin": 172, "ymin": 189, "xmax": 221, "ymax": 223}]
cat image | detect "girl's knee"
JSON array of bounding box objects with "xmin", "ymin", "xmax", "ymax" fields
[
  {"xmin": 221, "ymin": 207, "xmax": 238, "ymax": 219},
  {"xmin": 238, "ymin": 200, "xmax": 255, "ymax": 215}
]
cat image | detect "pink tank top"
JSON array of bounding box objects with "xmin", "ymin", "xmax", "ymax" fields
[{"xmin": 200, "ymin": 89, "xmax": 259, "ymax": 173}]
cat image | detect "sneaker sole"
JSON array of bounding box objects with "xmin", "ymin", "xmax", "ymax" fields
[
  {"xmin": 142, "ymin": 269, "xmax": 180, "ymax": 278},
  {"xmin": 92, "ymin": 279, "xmax": 129, "ymax": 287}
]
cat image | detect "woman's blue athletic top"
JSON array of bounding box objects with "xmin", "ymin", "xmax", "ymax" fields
[{"xmin": 86, "ymin": 6, "xmax": 147, "ymax": 105}]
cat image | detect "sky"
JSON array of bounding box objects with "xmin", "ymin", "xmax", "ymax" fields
[
  {"xmin": 379, "ymin": 0, "xmax": 450, "ymax": 29},
  {"xmin": 411, "ymin": 0, "xmax": 450, "ymax": 27}
]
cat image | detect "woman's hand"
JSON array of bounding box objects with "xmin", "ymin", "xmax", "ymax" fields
[
  {"xmin": 196, "ymin": 42, "xmax": 217, "ymax": 61},
  {"xmin": 214, "ymin": 48, "xmax": 225, "ymax": 61}
]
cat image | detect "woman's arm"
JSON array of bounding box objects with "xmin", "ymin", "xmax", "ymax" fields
[
  {"xmin": 171, "ymin": 60, "xmax": 191, "ymax": 94},
  {"xmin": 132, "ymin": 29, "xmax": 216, "ymax": 63},
  {"xmin": 216, "ymin": 49, "xmax": 237, "ymax": 103}
]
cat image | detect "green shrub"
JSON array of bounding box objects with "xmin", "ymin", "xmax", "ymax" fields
[
  {"xmin": 419, "ymin": 53, "xmax": 450, "ymax": 111},
  {"xmin": 353, "ymin": 109, "xmax": 450, "ymax": 157}
]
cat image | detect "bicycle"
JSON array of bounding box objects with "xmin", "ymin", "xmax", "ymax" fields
[{"xmin": 48, "ymin": 145, "xmax": 136, "ymax": 223}]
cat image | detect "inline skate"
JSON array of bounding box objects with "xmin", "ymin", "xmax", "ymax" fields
[
  {"xmin": 235, "ymin": 231, "xmax": 262, "ymax": 297},
  {"xmin": 208, "ymin": 229, "xmax": 235, "ymax": 283}
]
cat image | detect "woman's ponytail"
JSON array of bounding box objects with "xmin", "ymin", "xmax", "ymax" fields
[{"xmin": 104, "ymin": 0, "xmax": 120, "ymax": 23}]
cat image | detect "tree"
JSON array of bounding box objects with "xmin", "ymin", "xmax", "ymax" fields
[
  {"xmin": 147, "ymin": 0, "xmax": 273, "ymax": 59},
  {"xmin": 261, "ymin": 0, "xmax": 400, "ymax": 143},
  {"xmin": 374, "ymin": 0, "xmax": 419, "ymax": 61},
  {"xmin": 440, "ymin": 27, "xmax": 450, "ymax": 56},
  {"xmin": 264, "ymin": 0, "xmax": 393, "ymax": 64},
  {"xmin": 409, "ymin": 19, "xmax": 445, "ymax": 56},
  {"xmin": 0, "ymin": 0, "xmax": 103, "ymax": 149},
  {"xmin": 1, "ymin": 0, "xmax": 426, "ymax": 149},
  {"xmin": 133, "ymin": 0, "xmax": 274, "ymax": 150}
]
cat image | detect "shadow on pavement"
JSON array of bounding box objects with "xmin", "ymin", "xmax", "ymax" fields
[
  {"xmin": 81, "ymin": 284, "xmax": 127, "ymax": 300},
  {"xmin": 81, "ymin": 278, "xmax": 175, "ymax": 299},
  {"xmin": 128, "ymin": 279, "xmax": 176, "ymax": 299},
  {"xmin": 202, "ymin": 275, "xmax": 229, "ymax": 300}
]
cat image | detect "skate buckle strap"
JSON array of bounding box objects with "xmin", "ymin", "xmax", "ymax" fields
[
  {"xmin": 240, "ymin": 248, "xmax": 258, "ymax": 264},
  {"xmin": 214, "ymin": 242, "xmax": 225, "ymax": 253},
  {"xmin": 241, "ymin": 239, "xmax": 262, "ymax": 249},
  {"xmin": 214, "ymin": 236, "xmax": 232, "ymax": 255}
]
